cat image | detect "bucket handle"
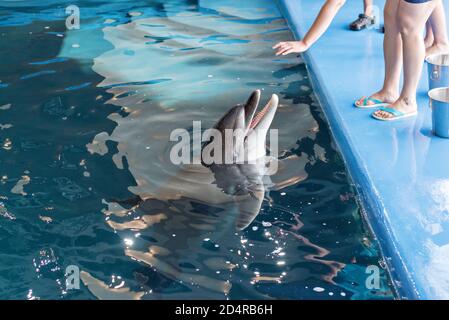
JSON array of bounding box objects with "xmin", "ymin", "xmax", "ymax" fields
[{"xmin": 431, "ymin": 65, "xmax": 441, "ymax": 81}]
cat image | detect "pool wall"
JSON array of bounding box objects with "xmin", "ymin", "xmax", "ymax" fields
[{"xmin": 278, "ymin": 0, "xmax": 449, "ymax": 299}]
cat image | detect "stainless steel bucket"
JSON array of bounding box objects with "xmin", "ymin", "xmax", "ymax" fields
[
  {"xmin": 426, "ymin": 54, "xmax": 449, "ymax": 90},
  {"xmin": 428, "ymin": 87, "xmax": 449, "ymax": 138}
]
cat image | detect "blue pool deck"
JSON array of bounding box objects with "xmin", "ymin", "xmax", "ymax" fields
[{"xmin": 278, "ymin": 0, "xmax": 449, "ymax": 299}]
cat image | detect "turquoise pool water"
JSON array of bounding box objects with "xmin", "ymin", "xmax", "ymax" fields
[{"xmin": 0, "ymin": 0, "xmax": 394, "ymax": 299}]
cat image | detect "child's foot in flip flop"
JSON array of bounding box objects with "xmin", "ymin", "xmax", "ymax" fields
[
  {"xmin": 354, "ymin": 91, "xmax": 398, "ymax": 109},
  {"xmin": 372, "ymin": 98, "xmax": 418, "ymax": 121}
]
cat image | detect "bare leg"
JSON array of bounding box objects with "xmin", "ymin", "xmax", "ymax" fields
[
  {"xmin": 424, "ymin": 20, "xmax": 434, "ymax": 48},
  {"xmin": 355, "ymin": 0, "xmax": 402, "ymax": 107},
  {"xmin": 364, "ymin": 0, "xmax": 374, "ymax": 16},
  {"xmin": 426, "ymin": 0, "xmax": 449, "ymax": 56},
  {"xmin": 374, "ymin": 0, "xmax": 438, "ymax": 119}
]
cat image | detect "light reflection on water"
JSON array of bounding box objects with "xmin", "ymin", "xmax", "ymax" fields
[{"xmin": 0, "ymin": 0, "xmax": 394, "ymax": 299}]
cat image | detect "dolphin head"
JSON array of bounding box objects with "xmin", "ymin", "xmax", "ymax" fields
[
  {"xmin": 202, "ymin": 90, "xmax": 279, "ymax": 165},
  {"xmin": 200, "ymin": 90, "xmax": 279, "ymax": 230}
]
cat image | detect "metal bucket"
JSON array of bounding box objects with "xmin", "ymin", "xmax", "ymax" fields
[
  {"xmin": 426, "ymin": 54, "xmax": 449, "ymax": 90},
  {"xmin": 429, "ymin": 87, "xmax": 449, "ymax": 138}
]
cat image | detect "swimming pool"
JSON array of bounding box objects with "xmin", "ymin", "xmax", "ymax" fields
[{"xmin": 0, "ymin": 0, "xmax": 394, "ymax": 300}]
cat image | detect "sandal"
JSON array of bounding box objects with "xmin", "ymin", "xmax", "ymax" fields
[
  {"xmin": 354, "ymin": 96, "xmax": 389, "ymax": 109},
  {"xmin": 372, "ymin": 107, "xmax": 417, "ymax": 121}
]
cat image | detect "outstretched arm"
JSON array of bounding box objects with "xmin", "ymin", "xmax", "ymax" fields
[{"xmin": 274, "ymin": 0, "xmax": 346, "ymax": 56}]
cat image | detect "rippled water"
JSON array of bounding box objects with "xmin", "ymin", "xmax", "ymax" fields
[{"xmin": 0, "ymin": 0, "xmax": 394, "ymax": 300}]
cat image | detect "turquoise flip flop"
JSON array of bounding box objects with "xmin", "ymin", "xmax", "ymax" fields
[
  {"xmin": 354, "ymin": 97, "xmax": 389, "ymax": 109},
  {"xmin": 372, "ymin": 107, "xmax": 417, "ymax": 121}
]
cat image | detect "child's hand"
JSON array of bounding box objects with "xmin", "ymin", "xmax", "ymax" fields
[{"xmin": 273, "ymin": 41, "xmax": 309, "ymax": 56}]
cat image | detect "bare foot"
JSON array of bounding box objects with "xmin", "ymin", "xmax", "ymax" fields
[
  {"xmin": 426, "ymin": 42, "xmax": 449, "ymax": 57},
  {"xmin": 372, "ymin": 97, "xmax": 417, "ymax": 120},
  {"xmin": 355, "ymin": 90, "xmax": 398, "ymax": 107}
]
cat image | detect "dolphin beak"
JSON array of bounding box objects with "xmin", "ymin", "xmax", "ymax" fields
[
  {"xmin": 210, "ymin": 90, "xmax": 277, "ymax": 136},
  {"xmin": 244, "ymin": 90, "xmax": 261, "ymax": 131},
  {"xmin": 249, "ymin": 94, "xmax": 279, "ymax": 130}
]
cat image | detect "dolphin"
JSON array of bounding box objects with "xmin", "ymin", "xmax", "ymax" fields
[
  {"xmin": 112, "ymin": 90, "xmax": 279, "ymax": 231},
  {"xmin": 202, "ymin": 89, "xmax": 277, "ymax": 165},
  {"xmin": 199, "ymin": 89, "xmax": 278, "ymax": 229},
  {"xmin": 149, "ymin": 90, "xmax": 278, "ymax": 230},
  {"xmin": 82, "ymin": 91, "xmax": 347, "ymax": 299},
  {"xmin": 84, "ymin": 91, "xmax": 284, "ymax": 298}
]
